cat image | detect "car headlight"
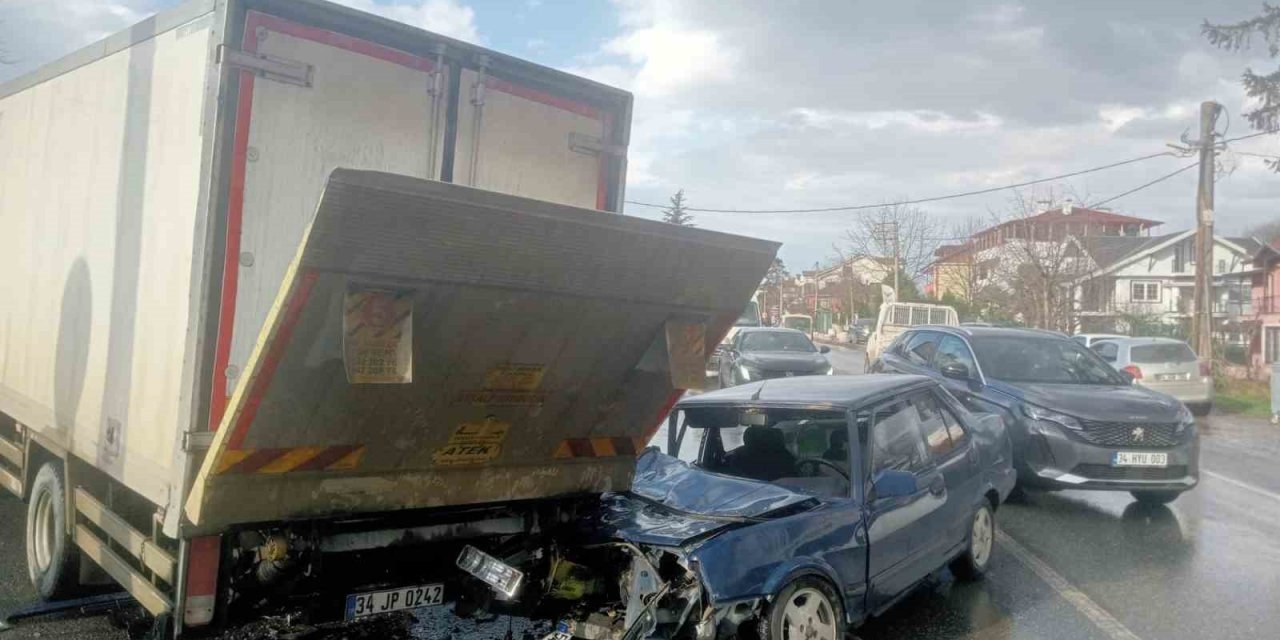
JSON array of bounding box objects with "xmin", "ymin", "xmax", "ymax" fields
[
  {"xmin": 825, "ymin": 365, "xmax": 835, "ymax": 376},
  {"xmin": 1021, "ymin": 404, "xmax": 1083, "ymax": 432}
]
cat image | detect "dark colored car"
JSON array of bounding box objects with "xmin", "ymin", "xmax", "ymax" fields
[
  {"xmin": 869, "ymin": 326, "xmax": 1199, "ymax": 504},
  {"xmin": 718, "ymin": 327, "xmax": 832, "ymax": 387},
  {"xmin": 635, "ymin": 375, "xmax": 1014, "ymax": 638},
  {"xmin": 847, "ymin": 318, "xmax": 875, "ymax": 344}
]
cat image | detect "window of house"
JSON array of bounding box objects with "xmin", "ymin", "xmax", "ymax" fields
[
  {"xmin": 1217, "ymin": 259, "xmax": 1227, "ymax": 274},
  {"xmin": 1268, "ymin": 327, "xmax": 1280, "ymax": 364},
  {"xmin": 1131, "ymin": 281, "xmax": 1161, "ymax": 302}
]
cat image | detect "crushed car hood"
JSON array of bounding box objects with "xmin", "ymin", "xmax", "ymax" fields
[{"xmin": 601, "ymin": 450, "xmax": 816, "ymax": 547}]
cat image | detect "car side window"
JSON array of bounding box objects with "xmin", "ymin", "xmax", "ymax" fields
[
  {"xmin": 910, "ymin": 392, "xmax": 957, "ymax": 457},
  {"xmin": 1092, "ymin": 341, "xmax": 1118, "ymax": 363},
  {"xmin": 934, "ymin": 335, "xmax": 978, "ymax": 375},
  {"xmin": 870, "ymin": 401, "xmax": 930, "ymax": 476},
  {"xmin": 903, "ymin": 332, "xmax": 940, "ymax": 366},
  {"xmin": 887, "ymin": 331, "xmax": 912, "ymax": 357}
]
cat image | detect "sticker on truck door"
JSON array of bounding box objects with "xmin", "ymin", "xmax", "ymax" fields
[{"xmin": 343, "ymin": 288, "xmax": 413, "ymax": 383}]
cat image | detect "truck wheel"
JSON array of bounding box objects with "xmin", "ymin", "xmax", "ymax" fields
[
  {"xmin": 26, "ymin": 462, "xmax": 80, "ymax": 599},
  {"xmin": 758, "ymin": 576, "xmax": 845, "ymax": 640},
  {"xmin": 950, "ymin": 500, "xmax": 995, "ymax": 581}
]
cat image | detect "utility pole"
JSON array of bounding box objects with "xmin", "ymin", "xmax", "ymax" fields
[
  {"xmin": 1192, "ymin": 101, "xmax": 1220, "ymax": 358},
  {"xmin": 873, "ymin": 221, "xmax": 901, "ymax": 300}
]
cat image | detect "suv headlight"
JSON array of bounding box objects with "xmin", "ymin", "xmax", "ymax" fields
[{"xmin": 1022, "ymin": 404, "xmax": 1083, "ymax": 433}]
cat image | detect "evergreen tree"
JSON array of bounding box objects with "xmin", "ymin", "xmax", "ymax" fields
[{"xmin": 661, "ymin": 189, "xmax": 695, "ymax": 226}]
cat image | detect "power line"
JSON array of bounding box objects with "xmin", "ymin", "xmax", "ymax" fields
[
  {"xmin": 624, "ymin": 150, "xmax": 1179, "ymax": 214},
  {"xmin": 1089, "ymin": 162, "xmax": 1199, "ymax": 208}
]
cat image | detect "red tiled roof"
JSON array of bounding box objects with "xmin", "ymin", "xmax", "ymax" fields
[{"xmin": 982, "ymin": 207, "xmax": 1161, "ymax": 235}]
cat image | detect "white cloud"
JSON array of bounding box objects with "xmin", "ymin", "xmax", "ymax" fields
[{"xmin": 331, "ymin": 0, "xmax": 480, "ymax": 43}]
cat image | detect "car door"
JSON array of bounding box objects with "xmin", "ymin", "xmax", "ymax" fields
[
  {"xmin": 909, "ymin": 389, "xmax": 982, "ymax": 560},
  {"xmin": 863, "ymin": 399, "xmax": 948, "ymax": 612},
  {"xmin": 933, "ymin": 335, "xmax": 982, "ymax": 402}
]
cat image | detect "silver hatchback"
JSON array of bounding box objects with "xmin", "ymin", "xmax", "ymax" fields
[{"xmin": 1091, "ymin": 337, "xmax": 1213, "ymax": 415}]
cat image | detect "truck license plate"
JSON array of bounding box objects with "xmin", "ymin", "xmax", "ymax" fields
[
  {"xmin": 1112, "ymin": 452, "xmax": 1168, "ymax": 467},
  {"xmin": 344, "ymin": 583, "xmax": 443, "ymax": 620}
]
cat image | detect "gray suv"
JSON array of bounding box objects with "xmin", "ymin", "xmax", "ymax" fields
[{"xmin": 869, "ymin": 326, "xmax": 1198, "ymax": 504}]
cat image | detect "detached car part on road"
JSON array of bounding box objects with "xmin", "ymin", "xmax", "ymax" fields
[{"xmin": 871, "ymin": 326, "xmax": 1199, "ymax": 504}]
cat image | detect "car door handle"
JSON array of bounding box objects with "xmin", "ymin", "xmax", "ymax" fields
[{"xmin": 928, "ymin": 475, "xmax": 946, "ymax": 496}]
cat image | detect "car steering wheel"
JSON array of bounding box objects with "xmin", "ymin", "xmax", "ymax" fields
[{"xmin": 796, "ymin": 457, "xmax": 850, "ymax": 480}]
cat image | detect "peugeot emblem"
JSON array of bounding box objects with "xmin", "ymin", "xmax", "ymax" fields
[{"xmin": 1131, "ymin": 427, "xmax": 1145, "ymax": 442}]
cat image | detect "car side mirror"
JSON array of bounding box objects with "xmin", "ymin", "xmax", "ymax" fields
[
  {"xmin": 819, "ymin": 345, "xmax": 831, "ymax": 354},
  {"xmin": 940, "ymin": 362, "xmax": 970, "ymax": 380},
  {"xmin": 1118, "ymin": 370, "xmax": 1135, "ymax": 385},
  {"xmin": 872, "ymin": 469, "xmax": 918, "ymax": 499}
]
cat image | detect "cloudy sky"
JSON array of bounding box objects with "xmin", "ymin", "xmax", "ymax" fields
[{"xmin": 3, "ymin": 0, "xmax": 1279, "ymax": 268}]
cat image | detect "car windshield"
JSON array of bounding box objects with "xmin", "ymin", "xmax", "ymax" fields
[
  {"xmin": 741, "ymin": 331, "xmax": 816, "ymax": 352},
  {"xmin": 1131, "ymin": 342, "xmax": 1197, "ymax": 363},
  {"xmin": 970, "ymin": 335, "xmax": 1124, "ymax": 385}
]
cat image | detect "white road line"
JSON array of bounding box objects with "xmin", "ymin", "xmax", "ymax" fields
[
  {"xmin": 1202, "ymin": 469, "xmax": 1280, "ymax": 503},
  {"xmin": 995, "ymin": 530, "xmax": 1143, "ymax": 640}
]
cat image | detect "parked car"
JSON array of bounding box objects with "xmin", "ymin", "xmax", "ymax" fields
[
  {"xmin": 782, "ymin": 313, "xmax": 815, "ymax": 338},
  {"xmin": 847, "ymin": 318, "xmax": 876, "ymax": 344},
  {"xmin": 864, "ymin": 302, "xmax": 959, "ymax": 372},
  {"xmin": 719, "ymin": 327, "xmax": 833, "ymax": 387},
  {"xmin": 1090, "ymin": 337, "xmax": 1213, "ymax": 416},
  {"xmin": 869, "ymin": 326, "xmax": 1199, "ymax": 504},
  {"xmin": 1072, "ymin": 333, "xmax": 1127, "ymax": 348},
  {"xmin": 650, "ymin": 374, "xmax": 1015, "ymax": 638}
]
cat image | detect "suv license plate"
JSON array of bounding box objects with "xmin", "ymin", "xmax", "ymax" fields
[
  {"xmin": 344, "ymin": 583, "xmax": 443, "ymax": 620},
  {"xmin": 1112, "ymin": 452, "xmax": 1168, "ymax": 467}
]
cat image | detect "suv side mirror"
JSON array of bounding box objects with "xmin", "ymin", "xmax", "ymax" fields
[
  {"xmin": 819, "ymin": 345, "xmax": 831, "ymax": 354},
  {"xmin": 940, "ymin": 362, "xmax": 970, "ymax": 381},
  {"xmin": 872, "ymin": 469, "xmax": 918, "ymax": 499}
]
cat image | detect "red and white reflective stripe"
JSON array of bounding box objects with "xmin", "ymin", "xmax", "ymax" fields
[{"xmin": 183, "ymin": 535, "xmax": 221, "ymax": 627}]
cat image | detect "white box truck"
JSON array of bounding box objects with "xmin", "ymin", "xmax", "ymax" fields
[{"xmin": 0, "ymin": 1, "xmax": 778, "ymax": 636}]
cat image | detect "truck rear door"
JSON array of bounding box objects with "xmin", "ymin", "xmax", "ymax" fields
[{"xmin": 187, "ymin": 170, "xmax": 778, "ymax": 531}]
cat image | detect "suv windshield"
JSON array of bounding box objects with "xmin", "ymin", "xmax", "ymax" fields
[
  {"xmin": 741, "ymin": 331, "xmax": 816, "ymax": 353},
  {"xmin": 970, "ymin": 335, "xmax": 1124, "ymax": 385},
  {"xmin": 1131, "ymin": 343, "xmax": 1197, "ymax": 363}
]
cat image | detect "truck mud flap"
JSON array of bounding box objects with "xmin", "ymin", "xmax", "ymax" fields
[{"xmin": 185, "ymin": 170, "xmax": 778, "ymax": 531}]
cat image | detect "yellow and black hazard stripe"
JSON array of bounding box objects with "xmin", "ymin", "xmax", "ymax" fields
[
  {"xmin": 216, "ymin": 445, "xmax": 365, "ymax": 475},
  {"xmin": 553, "ymin": 437, "xmax": 648, "ymax": 459}
]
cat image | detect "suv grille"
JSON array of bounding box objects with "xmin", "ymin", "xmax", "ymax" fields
[
  {"xmin": 1072, "ymin": 464, "xmax": 1188, "ymax": 481},
  {"xmin": 1077, "ymin": 421, "xmax": 1182, "ymax": 447}
]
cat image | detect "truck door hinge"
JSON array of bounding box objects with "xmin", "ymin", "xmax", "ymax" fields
[
  {"xmin": 182, "ymin": 431, "xmax": 215, "ymax": 452},
  {"xmin": 568, "ymin": 132, "xmax": 626, "ymax": 157},
  {"xmin": 217, "ymin": 44, "xmax": 313, "ymax": 88}
]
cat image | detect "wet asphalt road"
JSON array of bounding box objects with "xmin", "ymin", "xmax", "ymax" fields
[{"xmin": 3, "ymin": 342, "xmax": 1280, "ymax": 639}]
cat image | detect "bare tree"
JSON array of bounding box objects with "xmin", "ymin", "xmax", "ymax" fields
[
  {"xmin": 843, "ymin": 203, "xmax": 942, "ymax": 295},
  {"xmin": 1246, "ymin": 217, "xmax": 1280, "ymax": 245},
  {"xmin": 983, "ymin": 191, "xmax": 1093, "ymax": 331}
]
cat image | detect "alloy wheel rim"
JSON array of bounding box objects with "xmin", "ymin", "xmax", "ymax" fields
[
  {"xmin": 972, "ymin": 507, "xmax": 993, "ymax": 567},
  {"xmin": 781, "ymin": 587, "xmax": 838, "ymax": 640}
]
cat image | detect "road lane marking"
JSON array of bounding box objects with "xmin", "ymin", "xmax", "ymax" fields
[
  {"xmin": 996, "ymin": 530, "xmax": 1143, "ymax": 640},
  {"xmin": 1202, "ymin": 469, "xmax": 1280, "ymax": 503}
]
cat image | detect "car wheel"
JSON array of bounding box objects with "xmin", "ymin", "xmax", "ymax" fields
[
  {"xmin": 759, "ymin": 577, "xmax": 845, "ymax": 640},
  {"xmin": 1131, "ymin": 490, "xmax": 1180, "ymax": 505},
  {"xmin": 950, "ymin": 500, "xmax": 995, "ymax": 581},
  {"xmin": 26, "ymin": 462, "xmax": 80, "ymax": 599}
]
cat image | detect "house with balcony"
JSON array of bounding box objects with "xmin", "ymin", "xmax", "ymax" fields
[
  {"xmin": 928, "ymin": 203, "xmax": 1162, "ymax": 301},
  {"xmin": 1068, "ymin": 231, "xmax": 1261, "ymax": 340},
  {"xmin": 1237, "ymin": 241, "xmax": 1280, "ymax": 371}
]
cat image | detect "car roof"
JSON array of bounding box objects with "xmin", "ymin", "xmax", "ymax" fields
[
  {"xmin": 1101, "ymin": 336, "xmax": 1189, "ymax": 346},
  {"xmin": 737, "ymin": 326, "xmax": 808, "ymax": 335},
  {"xmin": 902, "ymin": 325, "xmax": 1071, "ymax": 341},
  {"xmin": 675, "ymin": 374, "xmax": 935, "ymax": 410}
]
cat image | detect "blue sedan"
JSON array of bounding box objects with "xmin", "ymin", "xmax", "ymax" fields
[{"xmin": 610, "ymin": 375, "xmax": 1014, "ymax": 639}]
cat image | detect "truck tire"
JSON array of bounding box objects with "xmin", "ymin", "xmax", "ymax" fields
[
  {"xmin": 26, "ymin": 462, "xmax": 80, "ymax": 599},
  {"xmin": 950, "ymin": 499, "xmax": 995, "ymax": 581},
  {"xmin": 758, "ymin": 576, "xmax": 845, "ymax": 640}
]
